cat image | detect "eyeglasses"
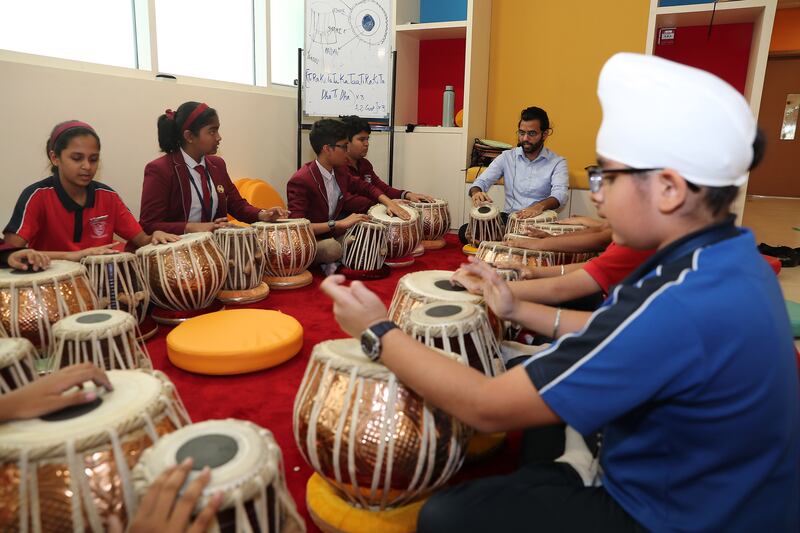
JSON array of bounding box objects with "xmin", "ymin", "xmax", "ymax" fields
[
  {"xmin": 517, "ymin": 129, "xmax": 541, "ymax": 138},
  {"xmin": 585, "ymin": 165, "xmax": 663, "ymax": 193},
  {"xmin": 328, "ymin": 143, "xmax": 348, "ymax": 151}
]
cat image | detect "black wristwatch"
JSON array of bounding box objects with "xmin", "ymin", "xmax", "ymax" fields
[
  {"xmin": 360, "ymin": 321, "xmax": 398, "ymax": 362},
  {"xmin": 327, "ymin": 219, "xmax": 336, "ymax": 231}
]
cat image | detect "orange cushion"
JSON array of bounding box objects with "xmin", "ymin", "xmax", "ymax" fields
[
  {"xmin": 228, "ymin": 178, "xmax": 286, "ymax": 226},
  {"xmin": 166, "ymin": 309, "xmax": 302, "ymax": 375}
]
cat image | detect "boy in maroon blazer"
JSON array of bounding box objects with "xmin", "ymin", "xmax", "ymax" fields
[{"xmin": 287, "ymin": 119, "xmax": 409, "ymax": 269}]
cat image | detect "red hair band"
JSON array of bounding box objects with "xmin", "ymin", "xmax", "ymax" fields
[
  {"xmin": 49, "ymin": 121, "xmax": 95, "ymax": 150},
  {"xmin": 165, "ymin": 108, "xmax": 175, "ymax": 119},
  {"xmin": 181, "ymin": 103, "xmax": 209, "ymax": 132}
]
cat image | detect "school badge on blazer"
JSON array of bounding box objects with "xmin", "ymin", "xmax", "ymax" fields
[
  {"xmin": 217, "ymin": 185, "xmax": 225, "ymax": 194},
  {"xmin": 88, "ymin": 215, "xmax": 109, "ymax": 238}
]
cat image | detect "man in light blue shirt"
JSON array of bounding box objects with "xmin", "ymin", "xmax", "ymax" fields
[{"xmin": 469, "ymin": 107, "xmax": 569, "ymax": 220}]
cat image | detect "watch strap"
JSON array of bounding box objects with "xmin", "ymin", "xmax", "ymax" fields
[{"xmin": 369, "ymin": 321, "xmax": 398, "ymax": 339}]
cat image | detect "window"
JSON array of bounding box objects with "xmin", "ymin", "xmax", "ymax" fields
[
  {"xmin": 154, "ymin": 0, "xmax": 256, "ymax": 85},
  {"xmin": 0, "ymin": 0, "xmax": 137, "ymax": 68},
  {"xmin": 270, "ymin": 0, "xmax": 303, "ymax": 86}
]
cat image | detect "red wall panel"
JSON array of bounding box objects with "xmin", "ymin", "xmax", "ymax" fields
[{"xmin": 418, "ymin": 38, "xmax": 466, "ymax": 126}]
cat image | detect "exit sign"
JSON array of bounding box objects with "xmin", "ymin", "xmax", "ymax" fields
[{"xmin": 658, "ymin": 27, "xmax": 676, "ymax": 45}]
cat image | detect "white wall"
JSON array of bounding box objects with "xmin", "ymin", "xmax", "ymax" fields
[{"xmin": 0, "ymin": 55, "xmax": 298, "ymax": 224}]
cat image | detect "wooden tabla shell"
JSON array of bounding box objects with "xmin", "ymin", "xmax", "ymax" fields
[
  {"xmin": 293, "ymin": 338, "xmax": 469, "ymax": 509},
  {"xmin": 133, "ymin": 419, "xmax": 305, "ymax": 533},
  {"xmin": 477, "ymin": 241, "xmax": 595, "ymax": 267},
  {"xmin": 525, "ymin": 222, "xmax": 587, "ymax": 235},
  {"xmin": 81, "ymin": 253, "xmax": 150, "ymax": 326},
  {"xmin": 136, "ymin": 232, "xmax": 227, "ymax": 311},
  {"xmin": 0, "ymin": 369, "xmax": 191, "ymax": 533},
  {"xmin": 253, "ymin": 219, "xmax": 317, "ymax": 289},
  {"xmin": 368, "ymin": 204, "xmax": 421, "ymax": 260},
  {"xmin": 504, "ymin": 209, "xmax": 558, "ymax": 235},
  {"xmin": 409, "ymin": 199, "xmax": 450, "ymax": 247},
  {"xmin": 342, "ymin": 222, "xmax": 387, "ymax": 272},
  {"xmin": 0, "ymin": 338, "xmax": 38, "ymax": 394},
  {"xmin": 388, "ymin": 270, "xmax": 484, "ymax": 327},
  {"xmin": 405, "ymin": 302, "xmax": 505, "ymax": 377},
  {"xmin": 50, "ymin": 310, "xmax": 152, "ymax": 371},
  {"xmin": 213, "ymin": 227, "xmax": 269, "ymax": 304},
  {"xmin": 0, "ymin": 260, "xmax": 98, "ymax": 354},
  {"xmin": 465, "ymin": 204, "xmax": 505, "ymax": 247}
]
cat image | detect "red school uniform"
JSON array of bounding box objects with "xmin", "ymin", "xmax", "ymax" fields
[
  {"xmin": 582, "ymin": 242, "xmax": 656, "ymax": 295},
  {"xmin": 3, "ymin": 175, "xmax": 143, "ymax": 251}
]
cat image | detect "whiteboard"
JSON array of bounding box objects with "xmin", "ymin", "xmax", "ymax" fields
[{"xmin": 303, "ymin": 0, "xmax": 391, "ymax": 118}]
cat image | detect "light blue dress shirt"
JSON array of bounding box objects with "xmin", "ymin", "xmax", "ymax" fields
[{"xmin": 472, "ymin": 146, "xmax": 569, "ymax": 213}]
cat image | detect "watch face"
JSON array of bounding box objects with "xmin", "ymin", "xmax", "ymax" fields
[{"xmin": 360, "ymin": 329, "xmax": 380, "ymax": 361}]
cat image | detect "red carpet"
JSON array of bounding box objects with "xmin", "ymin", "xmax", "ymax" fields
[{"xmin": 143, "ymin": 234, "xmax": 522, "ymax": 531}]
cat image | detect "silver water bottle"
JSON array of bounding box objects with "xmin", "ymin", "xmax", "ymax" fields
[{"xmin": 442, "ymin": 85, "xmax": 455, "ymax": 127}]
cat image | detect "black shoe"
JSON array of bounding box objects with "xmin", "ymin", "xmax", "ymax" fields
[{"xmin": 759, "ymin": 243, "xmax": 800, "ymax": 267}]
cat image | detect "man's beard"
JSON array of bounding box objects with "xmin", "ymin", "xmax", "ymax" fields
[{"xmin": 520, "ymin": 139, "xmax": 544, "ymax": 153}]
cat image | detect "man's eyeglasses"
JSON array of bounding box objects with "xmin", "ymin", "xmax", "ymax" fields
[
  {"xmin": 517, "ymin": 129, "xmax": 541, "ymax": 138},
  {"xmin": 585, "ymin": 165, "xmax": 663, "ymax": 193},
  {"xmin": 329, "ymin": 143, "xmax": 349, "ymax": 151}
]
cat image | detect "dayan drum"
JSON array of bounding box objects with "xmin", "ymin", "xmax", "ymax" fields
[
  {"xmin": 253, "ymin": 219, "xmax": 317, "ymax": 289},
  {"xmin": 0, "ymin": 369, "xmax": 190, "ymax": 532},
  {"xmin": 293, "ymin": 338, "xmax": 469, "ymax": 509},
  {"xmin": 133, "ymin": 419, "xmax": 305, "ymax": 533},
  {"xmin": 0, "ymin": 338, "xmax": 37, "ymax": 394},
  {"xmin": 213, "ymin": 226, "xmax": 269, "ymax": 304},
  {"xmin": 404, "ymin": 302, "xmax": 504, "ymax": 377},
  {"xmin": 368, "ymin": 204, "xmax": 422, "ymax": 268},
  {"xmin": 505, "ymin": 209, "xmax": 558, "ymax": 236},
  {"xmin": 465, "ymin": 204, "xmax": 505, "ymax": 249},
  {"xmin": 0, "ymin": 260, "xmax": 97, "ymax": 353},
  {"xmin": 50, "ymin": 310, "xmax": 152, "ymax": 371},
  {"xmin": 136, "ymin": 232, "xmax": 227, "ymax": 325},
  {"xmin": 477, "ymin": 241, "xmax": 596, "ymax": 267},
  {"xmin": 388, "ymin": 270, "xmax": 484, "ymax": 327},
  {"xmin": 410, "ymin": 199, "xmax": 451, "ymax": 250},
  {"xmin": 81, "ymin": 252, "xmax": 156, "ymax": 340},
  {"xmin": 340, "ymin": 221, "xmax": 389, "ymax": 279}
]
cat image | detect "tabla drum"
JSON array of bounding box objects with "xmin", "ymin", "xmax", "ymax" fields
[
  {"xmin": 368, "ymin": 204, "xmax": 421, "ymax": 268},
  {"xmin": 523, "ymin": 222, "xmax": 587, "ymax": 235},
  {"xmin": 213, "ymin": 226, "xmax": 269, "ymax": 304},
  {"xmin": 0, "ymin": 337, "xmax": 37, "ymax": 394},
  {"xmin": 132, "ymin": 419, "xmax": 305, "ymax": 533},
  {"xmin": 465, "ymin": 204, "xmax": 505, "ymax": 249},
  {"xmin": 410, "ymin": 199, "xmax": 451, "ymax": 250},
  {"xmin": 81, "ymin": 253, "xmax": 157, "ymax": 341},
  {"xmin": 0, "ymin": 369, "xmax": 190, "ymax": 532},
  {"xmin": 505, "ymin": 210, "xmax": 558, "ymax": 236},
  {"xmin": 388, "ymin": 270, "xmax": 484, "ymax": 327},
  {"xmin": 136, "ymin": 232, "xmax": 227, "ymax": 325},
  {"xmin": 404, "ymin": 302, "xmax": 504, "ymax": 377},
  {"xmin": 477, "ymin": 241, "xmax": 596, "ymax": 267},
  {"xmin": 253, "ymin": 219, "xmax": 317, "ymax": 289},
  {"xmin": 340, "ymin": 222, "xmax": 390, "ymax": 280},
  {"xmin": 50, "ymin": 310, "xmax": 152, "ymax": 371},
  {"xmin": 0, "ymin": 260, "xmax": 97, "ymax": 354},
  {"xmin": 293, "ymin": 338, "xmax": 469, "ymax": 511}
]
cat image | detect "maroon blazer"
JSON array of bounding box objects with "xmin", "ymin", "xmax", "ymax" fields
[
  {"xmin": 287, "ymin": 161, "xmax": 383, "ymax": 239},
  {"xmin": 139, "ymin": 152, "xmax": 262, "ymax": 234},
  {"xmin": 337, "ymin": 158, "xmax": 404, "ymax": 214}
]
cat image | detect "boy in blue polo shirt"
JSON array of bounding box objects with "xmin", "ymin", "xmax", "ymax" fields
[{"xmin": 321, "ymin": 53, "xmax": 799, "ymax": 532}]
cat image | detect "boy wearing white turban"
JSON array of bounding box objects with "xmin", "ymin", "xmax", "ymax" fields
[{"xmin": 321, "ymin": 53, "xmax": 799, "ymax": 532}]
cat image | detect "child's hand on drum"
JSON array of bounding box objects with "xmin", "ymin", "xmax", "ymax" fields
[
  {"xmin": 471, "ymin": 191, "xmax": 492, "ymax": 206},
  {"xmin": 0, "ymin": 363, "xmax": 112, "ymax": 421},
  {"xmin": 461, "ymin": 257, "xmax": 519, "ymax": 321},
  {"xmin": 339, "ymin": 213, "xmax": 370, "ymax": 230},
  {"xmin": 66, "ymin": 243, "xmax": 119, "ymax": 261},
  {"xmin": 321, "ymin": 275, "xmax": 389, "ymax": 338},
  {"xmin": 385, "ymin": 200, "xmax": 411, "ymax": 220},
  {"xmin": 450, "ymin": 268, "xmax": 484, "ymax": 295},
  {"xmin": 405, "ymin": 192, "xmax": 434, "ymax": 203},
  {"xmin": 258, "ymin": 206, "xmax": 289, "ymax": 222},
  {"xmin": 151, "ymin": 231, "xmax": 181, "ymax": 245},
  {"xmin": 494, "ymin": 261, "xmax": 537, "ymax": 280},
  {"xmin": 7, "ymin": 248, "xmax": 50, "ymax": 271}
]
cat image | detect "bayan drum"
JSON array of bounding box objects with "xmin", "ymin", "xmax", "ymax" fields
[
  {"xmin": 0, "ymin": 338, "xmax": 37, "ymax": 394},
  {"xmin": 213, "ymin": 226, "xmax": 269, "ymax": 304},
  {"xmin": 388, "ymin": 270, "xmax": 484, "ymax": 327},
  {"xmin": 404, "ymin": 302, "xmax": 504, "ymax": 377},
  {"xmin": 368, "ymin": 204, "xmax": 421, "ymax": 268},
  {"xmin": 504, "ymin": 210, "xmax": 558, "ymax": 236},
  {"xmin": 253, "ymin": 219, "xmax": 317, "ymax": 289},
  {"xmin": 133, "ymin": 419, "xmax": 305, "ymax": 533},
  {"xmin": 50, "ymin": 310, "xmax": 152, "ymax": 371},
  {"xmin": 136, "ymin": 232, "xmax": 227, "ymax": 325},
  {"xmin": 410, "ymin": 199, "xmax": 451, "ymax": 250},
  {"xmin": 0, "ymin": 260, "xmax": 97, "ymax": 353},
  {"xmin": 477, "ymin": 241, "xmax": 596, "ymax": 267},
  {"xmin": 0, "ymin": 369, "xmax": 190, "ymax": 532},
  {"xmin": 464, "ymin": 204, "xmax": 505, "ymax": 249},
  {"xmin": 293, "ymin": 338, "xmax": 469, "ymax": 510},
  {"xmin": 340, "ymin": 221, "xmax": 390, "ymax": 280},
  {"xmin": 81, "ymin": 253, "xmax": 156, "ymax": 340}
]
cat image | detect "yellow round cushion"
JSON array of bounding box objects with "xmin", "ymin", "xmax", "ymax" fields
[
  {"xmin": 244, "ymin": 179, "xmax": 286, "ymax": 210},
  {"xmin": 306, "ymin": 473, "xmax": 424, "ymax": 533},
  {"xmin": 166, "ymin": 309, "xmax": 303, "ymax": 375}
]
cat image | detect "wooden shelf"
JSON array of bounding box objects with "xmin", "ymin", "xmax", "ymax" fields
[
  {"xmin": 655, "ymin": 0, "xmax": 768, "ymax": 26},
  {"xmin": 395, "ymin": 21, "xmax": 468, "ymax": 40},
  {"xmin": 394, "ymin": 126, "xmax": 464, "ymax": 134}
]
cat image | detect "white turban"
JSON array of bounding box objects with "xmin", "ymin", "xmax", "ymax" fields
[{"xmin": 596, "ymin": 53, "xmax": 756, "ymax": 187}]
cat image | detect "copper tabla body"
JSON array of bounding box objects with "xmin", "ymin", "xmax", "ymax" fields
[
  {"xmin": 213, "ymin": 226, "xmax": 269, "ymax": 304},
  {"xmin": 388, "ymin": 270, "xmax": 484, "ymax": 327},
  {"xmin": 253, "ymin": 219, "xmax": 317, "ymax": 289},
  {"xmin": 81, "ymin": 253, "xmax": 150, "ymax": 326},
  {"xmin": 0, "ymin": 338, "xmax": 38, "ymax": 394},
  {"xmin": 0, "ymin": 370, "xmax": 190, "ymax": 532},
  {"xmin": 341, "ymin": 222, "xmax": 388, "ymax": 272},
  {"xmin": 477, "ymin": 241, "xmax": 596, "ymax": 267},
  {"xmin": 504, "ymin": 209, "xmax": 559, "ymax": 236},
  {"xmin": 465, "ymin": 204, "xmax": 505, "ymax": 247},
  {"xmin": 293, "ymin": 339, "xmax": 469, "ymax": 510},
  {"xmin": 0, "ymin": 260, "xmax": 97, "ymax": 354},
  {"xmin": 136, "ymin": 232, "xmax": 227, "ymax": 313},
  {"xmin": 410, "ymin": 199, "xmax": 450, "ymax": 249},
  {"xmin": 133, "ymin": 419, "xmax": 305, "ymax": 533},
  {"xmin": 368, "ymin": 204, "xmax": 421, "ymax": 266}
]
